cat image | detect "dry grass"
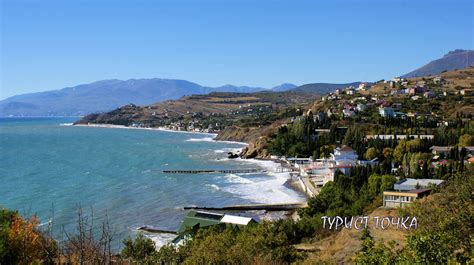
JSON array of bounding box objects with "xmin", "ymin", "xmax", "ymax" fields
[
  {"xmin": 201, "ymin": 96, "xmax": 261, "ymax": 103},
  {"xmin": 300, "ymin": 208, "xmax": 408, "ymax": 264}
]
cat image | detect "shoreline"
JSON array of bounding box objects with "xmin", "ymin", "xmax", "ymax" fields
[
  {"xmin": 72, "ymin": 122, "xmax": 308, "ymax": 247},
  {"xmin": 72, "ymin": 123, "xmax": 307, "ymax": 206},
  {"xmin": 72, "ymin": 123, "xmax": 219, "ymax": 137}
]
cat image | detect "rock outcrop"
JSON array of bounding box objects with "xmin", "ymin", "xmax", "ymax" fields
[{"xmin": 239, "ymin": 136, "xmax": 271, "ymax": 159}]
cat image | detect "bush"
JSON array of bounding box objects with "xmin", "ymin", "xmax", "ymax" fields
[{"xmin": 122, "ymin": 233, "xmax": 156, "ymax": 261}]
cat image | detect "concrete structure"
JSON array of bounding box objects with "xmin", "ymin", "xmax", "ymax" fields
[
  {"xmin": 366, "ymin": 135, "xmax": 434, "ymax": 140},
  {"xmin": 383, "ymin": 189, "xmax": 432, "ymax": 208},
  {"xmin": 383, "ymin": 178, "xmax": 444, "ymax": 208},
  {"xmin": 379, "ymin": 107, "xmax": 395, "ymax": 118},
  {"xmin": 287, "ymin": 157, "xmax": 312, "ymax": 168}
]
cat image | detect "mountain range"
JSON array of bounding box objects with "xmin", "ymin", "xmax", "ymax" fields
[
  {"xmin": 1, "ymin": 49, "xmax": 471, "ymax": 117},
  {"xmin": 402, "ymin": 49, "xmax": 473, "ymax": 78},
  {"xmin": 0, "ymin": 79, "xmax": 334, "ymax": 117}
]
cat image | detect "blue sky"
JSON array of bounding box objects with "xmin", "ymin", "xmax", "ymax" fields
[{"xmin": 1, "ymin": 0, "xmax": 472, "ymax": 99}]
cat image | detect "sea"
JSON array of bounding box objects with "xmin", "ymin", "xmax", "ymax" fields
[{"xmin": 0, "ymin": 117, "xmax": 304, "ymax": 250}]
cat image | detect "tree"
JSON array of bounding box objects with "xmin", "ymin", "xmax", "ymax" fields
[
  {"xmin": 400, "ymin": 170, "xmax": 474, "ymax": 263},
  {"xmin": 365, "ymin": 147, "xmax": 378, "ymax": 160},
  {"xmin": 382, "ymin": 147, "xmax": 393, "ymax": 161},
  {"xmin": 122, "ymin": 233, "xmax": 156, "ymax": 261},
  {"xmin": 0, "ymin": 209, "xmax": 57, "ymax": 264},
  {"xmin": 393, "ymin": 140, "xmax": 407, "ymax": 163},
  {"xmin": 458, "ymin": 134, "xmax": 474, "ymax": 146},
  {"xmin": 380, "ymin": 175, "xmax": 397, "ymax": 192}
]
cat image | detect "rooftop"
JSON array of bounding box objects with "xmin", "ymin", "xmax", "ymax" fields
[
  {"xmin": 396, "ymin": 178, "xmax": 444, "ymax": 187},
  {"xmin": 407, "ymin": 188, "xmax": 432, "ymax": 194},
  {"xmin": 430, "ymin": 146, "xmax": 474, "ymax": 151},
  {"xmin": 336, "ymin": 145, "xmax": 354, "ymax": 152},
  {"xmin": 221, "ymin": 215, "xmax": 254, "ymax": 226}
]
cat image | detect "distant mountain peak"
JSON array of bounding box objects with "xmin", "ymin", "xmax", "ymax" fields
[
  {"xmin": 271, "ymin": 83, "xmax": 298, "ymax": 91},
  {"xmin": 0, "ymin": 79, "xmax": 291, "ymax": 117},
  {"xmin": 445, "ymin": 49, "xmax": 469, "ymax": 56},
  {"xmin": 402, "ymin": 49, "xmax": 474, "ymax": 78}
]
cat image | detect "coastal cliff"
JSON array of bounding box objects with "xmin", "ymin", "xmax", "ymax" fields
[{"xmin": 215, "ymin": 119, "xmax": 289, "ymax": 158}]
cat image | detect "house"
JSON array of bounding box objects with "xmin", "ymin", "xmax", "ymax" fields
[
  {"xmin": 460, "ymin": 89, "xmax": 474, "ymax": 96},
  {"xmin": 433, "ymin": 76, "xmax": 443, "ymax": 84},
  {"xmin": 332, "ymin": 145, "xmax": 358, "ymax": 161},
  {"xmin": 408, "ymin": 86, "xmax": 426, "ymax": 95},
  {"xmin": 345, "ymin": 88, "xmax": 355, "ymax": 95},
  {"xmin": 379, "ymin": 107, "xmax": 396, "ymax": 118},
  {"xmin": 383, "ymin": 189, "xmax": 432, "ymax": 208},
  {"xmin": 358, "ymin": 82, "xmax": 370, "ymax": 91},
  {"xmin": 172, "ymin": 210, "xmax": 257, "ymax": 245},
  {"xmin": 391, "ymin": 89, "xmax": 406, "ymax": 95},
  {"xmin": 424, "ymin": 91, "xmax": 435, "ymax": 98},
  {"xmin": 382, "ymin": 178, "xmax": 444, "ymax": 208},
  {"xmin": 342, "ymin": 109, "xmax": 355, "ymax": 117},
  {"xmin": 365, "ymin": 135, "xmax": 434, "ymax": 140},
  {"xmin": 303, "ymin": 145, "xmax": 358, "ymax": 187},
  {"xmin": 356, "ymin": 103, "xmax": 366, "ymax": 112},
  {"xmin": 391, "ymin": 103, "xmax": 403, "ymax": 111},
  {"xmin": 430, "ymin": 146, "xmax": 474, "ymax": 156}
]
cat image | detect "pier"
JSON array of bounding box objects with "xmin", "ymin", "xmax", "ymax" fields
[
  {"xmin": 184, "ymin": 203, "xmax": 305, "ymax": 211},
  {"xmin": 137, "ymin": 226, "xmax": 178, "ymax": 234},
  {"xmin": 162, "ymin": 168, "xmax": 265, "ymax": 174}
]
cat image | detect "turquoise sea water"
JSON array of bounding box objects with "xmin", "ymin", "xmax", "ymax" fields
[{"xmin": 0, "ymin": 118, "xmax": 303, "ymax": 249}]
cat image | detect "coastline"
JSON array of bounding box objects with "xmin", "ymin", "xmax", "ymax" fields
[
  {"xmin": 72, "ymin": 123, "xmax": 219, "ymax": 137},
  {"xmin": 71, "ymin": 122, "xmax": 307, "ymax": 248},
  {"xmin": 72, "ymin": 123, "xmax": 306, "ymax": 202}
]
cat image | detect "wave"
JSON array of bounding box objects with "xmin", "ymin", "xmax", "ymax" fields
[
  {"xmin": 214, "ymin": 147, "xmax": 241, "ymax": 154},
  {"xmin": 59, "ymin": 123, "xmax": 73, "ymax": 126},
  {"xmin": 185, "ymin": 137, "xmax": 215, "ymax": 142},
  {"xmin": 218, "ymin": 165, "xmax": 304, "ymax": 204},
  {"xmin": 185, "ymin": 137, "xmax": 248, "ymax": 146},
  {"xmin": 206, "ymin": 184, "xmax": 220, "ymax": 191},
  {"xmin": 223, "ymin": 173, "xmax": 254, "ymax": 184},
  {"xmin": 143, "ymin": 233, "xmax": 176, "ymax": 249}
]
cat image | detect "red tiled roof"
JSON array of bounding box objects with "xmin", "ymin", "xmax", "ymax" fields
[
  {"xmin": 407, "ymin": 188, "xmax": 432, "ymax": 194},
  {"xmin": 338, "ymin": 145, "xmax": 354, "ymax": 151}
]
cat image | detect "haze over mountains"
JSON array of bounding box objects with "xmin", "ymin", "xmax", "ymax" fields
[
  {"xmin": 1, "ymin": 49, "xmax": 472, "ymax": 117},
  {"xmin": 0, "ymin": 78, "xmax": 353, "ymax": 117},
  {"xmin": 0, "ymin": 80, "xmax": 300, "ymax": 117}
]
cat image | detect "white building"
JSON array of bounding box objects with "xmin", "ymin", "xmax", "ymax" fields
[
  {"xmin": 331, "ymin": 145, "xmax": 358, "ymax": 161},
  {"xmin": 302, "ymin": 145, "xmax": 359, "ymax": 187}
]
